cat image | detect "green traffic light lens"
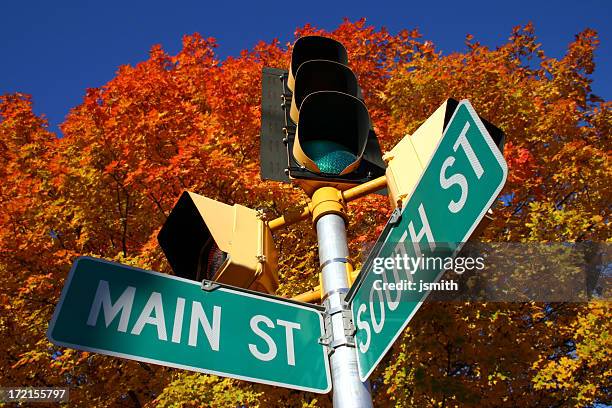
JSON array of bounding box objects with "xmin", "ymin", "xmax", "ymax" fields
[{"xmin": 302, "ymin": 140, "xmax": 356, "ymax": 175}]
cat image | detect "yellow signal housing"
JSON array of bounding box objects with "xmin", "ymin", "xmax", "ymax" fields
[
  {"xmin": 384, "ymin": 99, "xmax": 453, "ymax": 209},
  {"xmin": 157, "ymin": 192, "xmax": 279, "ymax": 294},
  {"xmin": 275, "ymin": 35, "xmax": 386, "ymax": 196},
  {"xmin": 293, "ymin": 91, "xmax": 370, "ymax": 176},
  {"xmin": 384, "ymin": 99, "xmax": 496, "ymax": 238}
]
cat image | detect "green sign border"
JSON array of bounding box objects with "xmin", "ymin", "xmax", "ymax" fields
[
  {"xmin": 48, "ymin": 257, "xmax": 331, "ymax": 394},
  {"xmin": 349, "ymin": 100, "xmax": 508, "ymax": 381}
]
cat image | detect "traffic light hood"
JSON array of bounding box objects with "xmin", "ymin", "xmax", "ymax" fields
[
  {"xmin": 293, "ymin": 91, "xmax": 370, "ymax": 176},
  {"xmin": 288, "ymin": 36, "xmax": 348, "ymax": 92},
  {"xmin": 290, "ymin": 59, "xmax": 360, "ymax": 124}
]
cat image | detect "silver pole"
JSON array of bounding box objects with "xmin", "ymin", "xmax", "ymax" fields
[{"xmin": 316, "ymin": 213, "xmax": 373, "ymax": 408}]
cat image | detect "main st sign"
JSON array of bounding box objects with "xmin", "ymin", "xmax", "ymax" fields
[{"xmin": 48, "ymin": 257, "xmax": 331, "ymax": 393}]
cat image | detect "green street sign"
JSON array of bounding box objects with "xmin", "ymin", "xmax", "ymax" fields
[
  {"xmin": 48, "ymin": 257, "xmax": 331, "ymax": 393},
  {"xmin": 348, "ymin": 100, "xmax": 508, "ymax": 381}
]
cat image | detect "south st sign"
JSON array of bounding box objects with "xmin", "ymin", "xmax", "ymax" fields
[
  {"xmin": 348, "ymin": 100, "xmax": 508, "ymax": 380},
  {"xmin": 48, "ymin": 257, "xmax": 331, "ymax": 393}
]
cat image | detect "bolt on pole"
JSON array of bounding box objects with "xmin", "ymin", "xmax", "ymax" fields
[{"xmin": 316, "ymin": 212, "xmax": 373, "ymax": 408}]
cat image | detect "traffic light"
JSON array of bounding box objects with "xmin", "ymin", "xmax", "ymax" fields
[
  {"xmin": 157, "ymin": 191, "xmax": 279, "ymax": 294},
  {"xmin": 384, "ymin": 98, "xmax": 504, "ymax": 239},
  {"xmin": 259, "ymin": 36, "xmax": 386, "ymax": 195},
  {"xmin": 385, "ymin": 98, "xmax": 504, "ymax": 209}
]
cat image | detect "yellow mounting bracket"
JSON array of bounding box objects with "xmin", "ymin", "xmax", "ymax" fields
[
  {"xmin": 267, "ymin": 176, "xmax": 387, "ymax": 233},
  {"xmin": 308, "ymin": 186, "xmax": 347, "ymax": 226}
]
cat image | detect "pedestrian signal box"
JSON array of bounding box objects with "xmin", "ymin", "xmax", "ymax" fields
[{"xmin": 158, "ymin": 191, "xmax": 279, "ymax": 294}]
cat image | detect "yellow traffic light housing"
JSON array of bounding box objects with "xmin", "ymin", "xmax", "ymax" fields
[
  {"xmin": 385, "ymin": 98, "xmax": 505, "ymax": 209},
  {"xmin": 384, "ymin": 98, "xmax": 504, "ymax": 239},
  {"xmin": 384, "ymin": 100, "xmax": 452, "ymax": 208},
  {"xmin": 260, "ymin": 35, "xmax": 386, "ymax": 195},
  {"xmin": 260, "ymin": 36, "xmax": 386, "ymax": 194},
  {"xmin": 293, "ymin": 91, "xmax": 370, "ymax": 176},
  {"xmin": 157, "ymin": 191, "xmax": 279, "ymax": 294}
]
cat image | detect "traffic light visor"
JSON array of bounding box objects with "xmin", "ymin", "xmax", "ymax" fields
[
  {"xmin": 290, "ymin": 59, "xmax": 359, "ymax": 123},
  {"xmin": 288, "ymin": 36, "xmax": 348, "ymax": 92},
  {"xmin": 293, "ymin": 91, "xmax": 370, "ymax": 176}
]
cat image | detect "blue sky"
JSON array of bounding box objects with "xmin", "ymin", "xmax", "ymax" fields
[{"xmin": 1, "ymin": 0, "xmax": 609, "ymax": 135}]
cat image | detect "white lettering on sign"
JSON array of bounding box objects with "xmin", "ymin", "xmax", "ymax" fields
[
  {"xmin": 369, "ymin": 283, "xmax": 385, "ymax": 334},
  {"xmin": 357, "ymin": 204, "xmax": 437, "ymax": 355},
  {"xmin": 249, "ymin": 315, "xmax": 277, "ymax": 362},
  {"xmin": 440, "ymin": 122, "xmax": 485, "ymax": 213},
  {"xmin": 357, "ymin": 128, "xmax": 484, "ymax": 353},
  {"xmin": 407, "ymin": 204, "xmax": 436, "ymax": 256},
  {"xmin": 356, "ymin": 304, "xmax": 370, "ymax": 353},
  {"xmin": 454, "ymin": 123, "xmax": 484, "ymax": 179},
  {"xmin": 355, "ymin": 103, "xmax": 507, "ymax": 381},
  {"xmin": 86, "ymin": 280, "xmax": 222, "ymax": 351},
  {"xmin": 440, "ymin": 155, "xmax": 467, "ymax": 213},
  {"xmin": 131, "ymin": 292, "xmax": 167, "ymax": 341},
  {"xmin": 276, "ymin": 320, "xmax": 301, "ymax": 366},
  {"xmin": 248, "ymin": 315, "xmax": 302, "ymax": 366},
  {"xmin": 171, "ymin": 297, "xmax": 185, "ymax": 343},
  {"xmin": 87, "ymin": 280, "xmax": 135, "ymax": 332},
  {"xmin": 189, "ymin": 302, "xmax": 221, "ymax": 350},
  {"xmin": 389, "ymin": 231, "xmax": 410, "ymax": 311}
]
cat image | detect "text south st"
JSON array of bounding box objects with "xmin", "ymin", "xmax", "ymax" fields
[{"xmin": 86, "ymin": 280, "xmax": 302, "ymax": 366}]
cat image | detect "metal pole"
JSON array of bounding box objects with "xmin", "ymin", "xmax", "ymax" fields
[{"xmin": 316, "ymin": 213, "xmax": 373, "ymax": 408}]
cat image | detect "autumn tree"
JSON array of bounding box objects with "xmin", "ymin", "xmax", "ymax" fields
[{"xmin": 0, "ymin": 19, "xmax": 609, "ymax": 407}]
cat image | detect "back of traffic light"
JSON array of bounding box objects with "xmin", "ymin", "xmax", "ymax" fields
[
  {"xmin": 384, "ymin": 98, "xmax": 505, "ymax": 209},
  {"xmin": 384, "ymin": 98, "xmax": 505, "ymax": 239}
]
